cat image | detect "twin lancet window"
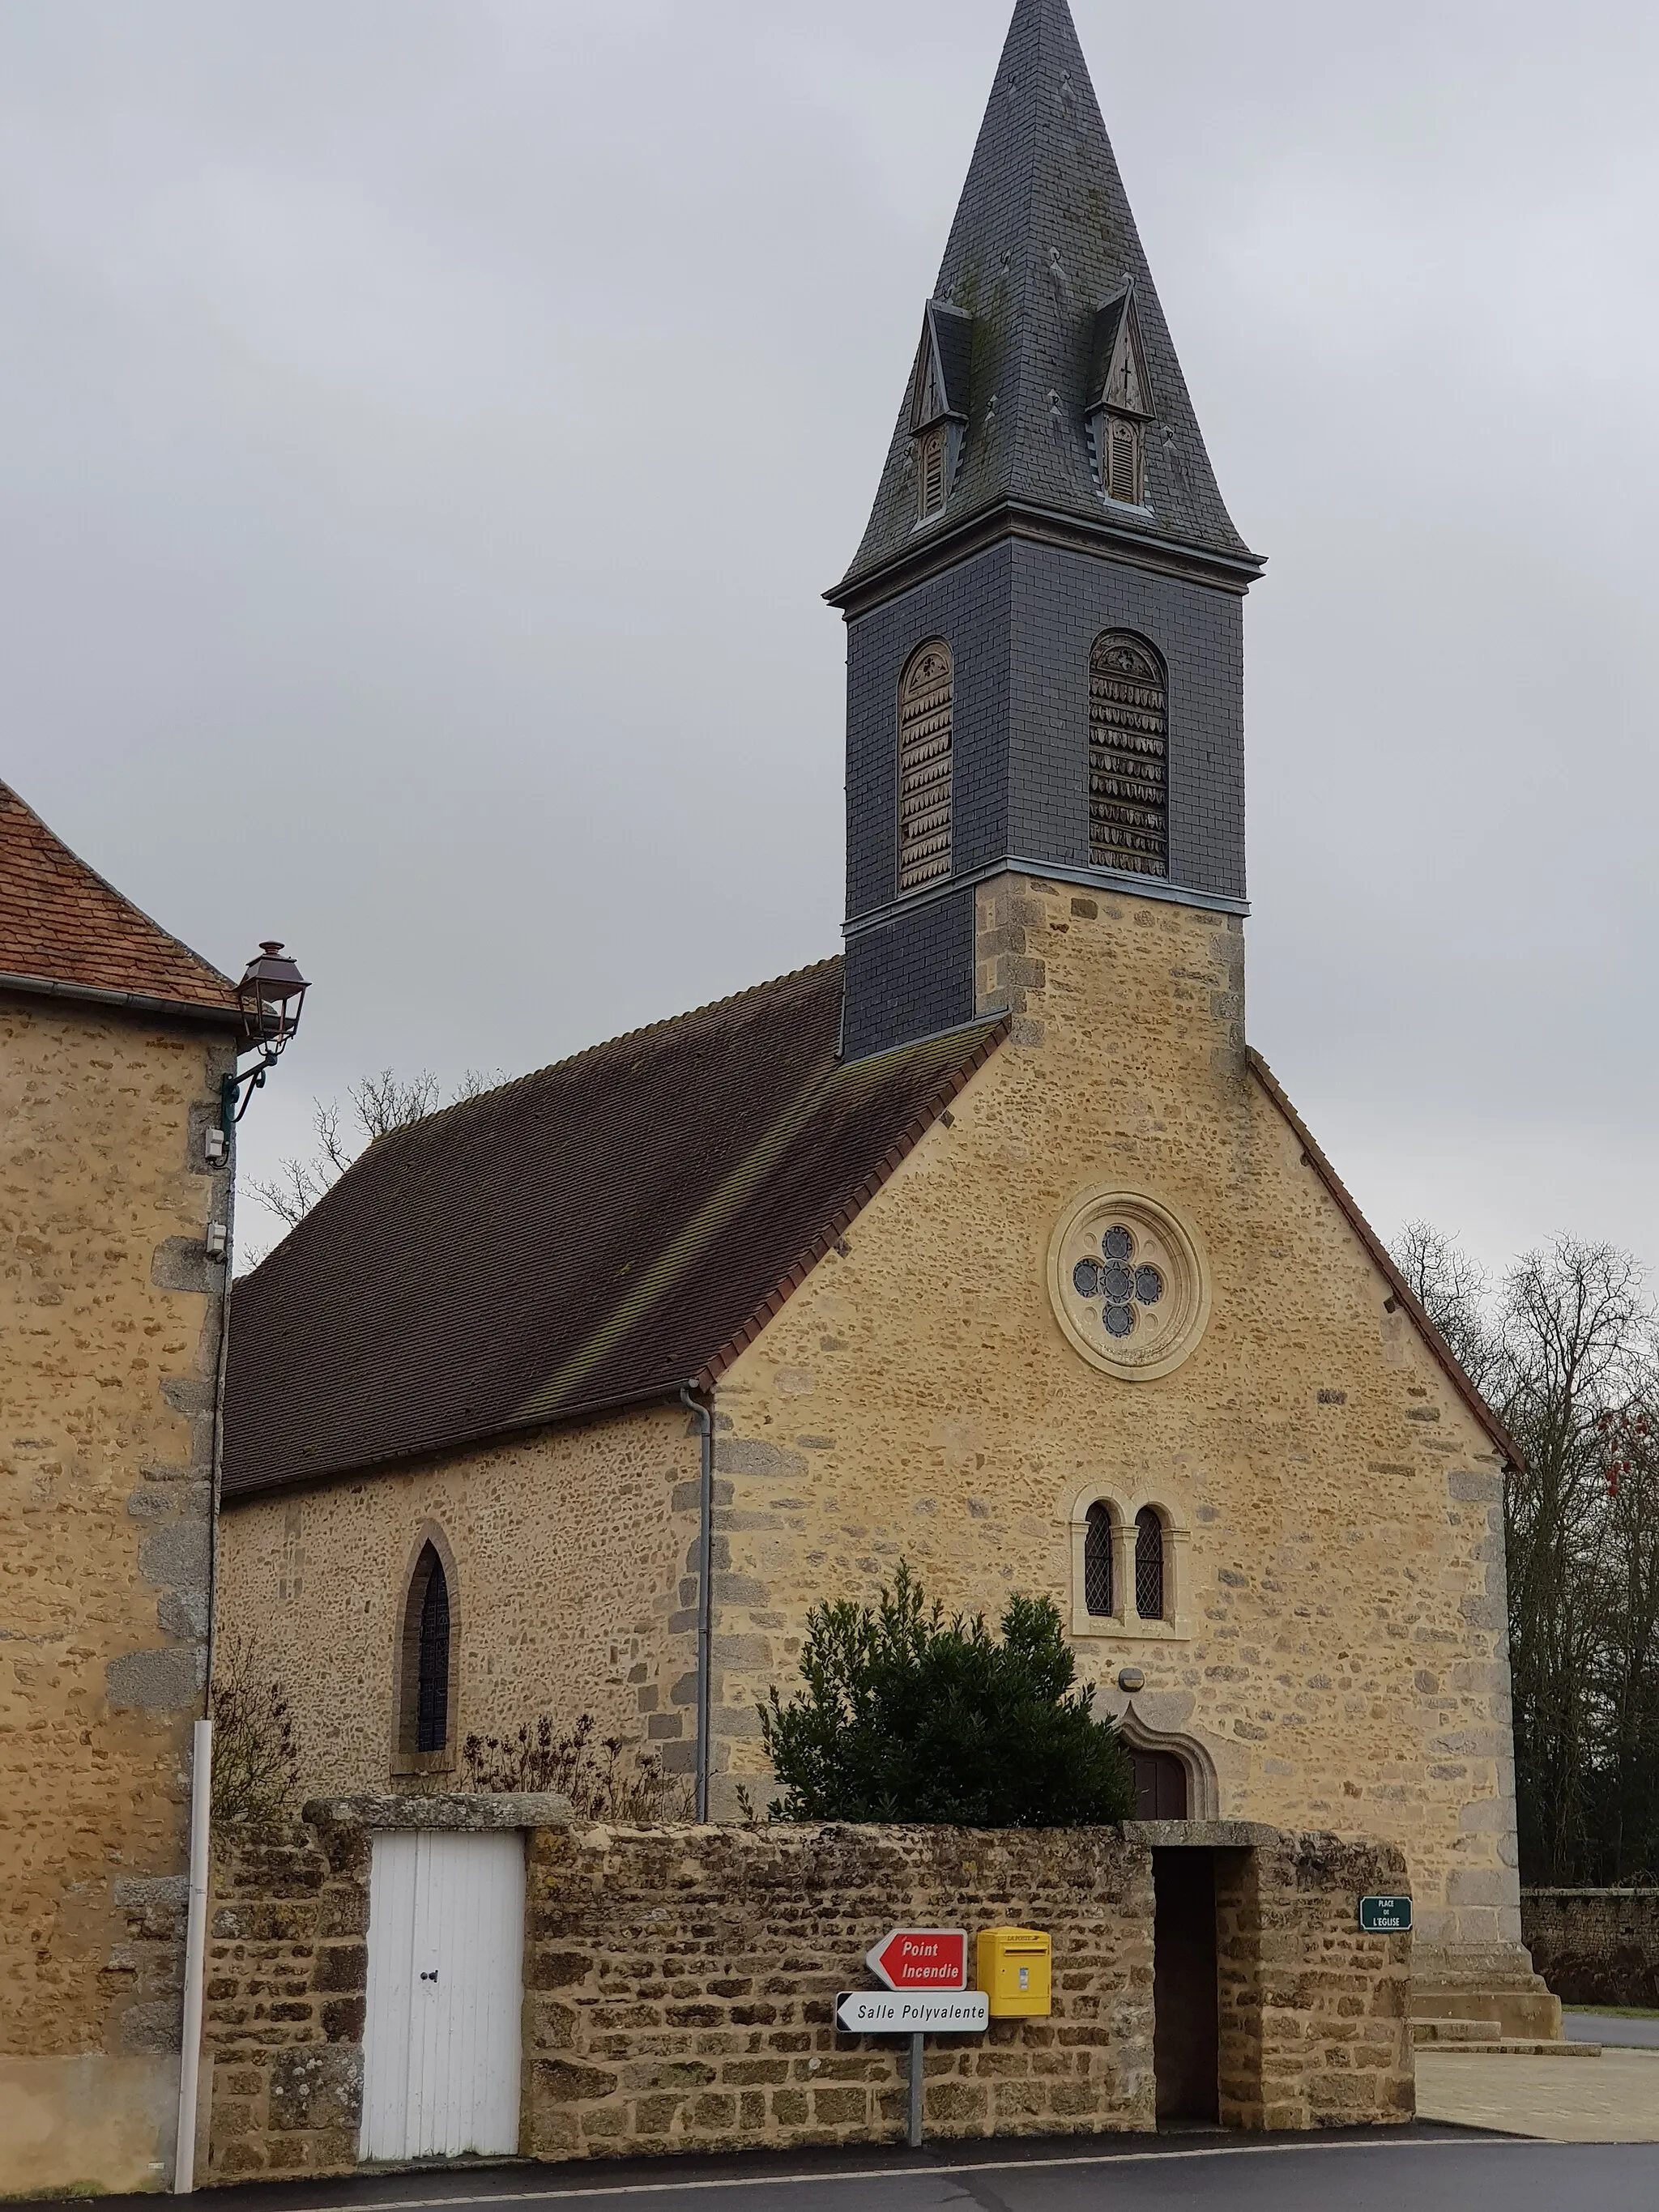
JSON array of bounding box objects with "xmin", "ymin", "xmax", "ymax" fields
[
  {"xmin": 896, "ymin": 630, "xmax": 1166, "ymax": 897},
  {"xmin": 1082, "ymin": 1502, "xmax": 1168, "ymax": 1623}
]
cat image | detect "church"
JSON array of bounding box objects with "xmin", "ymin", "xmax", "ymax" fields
[{"xmin": 220, "ymin": 0, "xmax": 1551, "ymax": 2038}]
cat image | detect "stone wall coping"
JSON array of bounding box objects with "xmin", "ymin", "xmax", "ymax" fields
[
  {"xmin": 303, "ymin": 1791, "xmax": 574, "ymax": 1830},
  {"xmin": 1522, "ymin": 1886, "xmax": 1659, "ymax": 1900},
  {"xmin": 1124, "ymin": 1819, "xmax": 1282, "ymax": 1848}
]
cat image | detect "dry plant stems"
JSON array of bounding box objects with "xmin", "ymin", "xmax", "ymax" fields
[
  {"xmin": 463, "ymin": 1711, "xmax": 692, "ymax": 1821},
  {"xmin": 210, "ymin": 1634, "xmax": 301, "ymax": 1828}
]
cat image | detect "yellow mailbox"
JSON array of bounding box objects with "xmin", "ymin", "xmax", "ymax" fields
[{"xmin": 976, "ymin": 1926, "xmax": 1051, "ymax": 2017}]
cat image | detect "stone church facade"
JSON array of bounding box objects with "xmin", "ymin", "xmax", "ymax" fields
[{"xmin": 220, "ymin": 0, "xmax": 1550, "ymax": 2038}]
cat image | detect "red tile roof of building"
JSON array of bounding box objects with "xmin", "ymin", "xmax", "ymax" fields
[{"xmin": 0, "ymin": 780, "xmax": 239, "ymax": 1021}]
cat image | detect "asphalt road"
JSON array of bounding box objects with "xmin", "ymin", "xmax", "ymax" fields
[
  {"xmin": 1566, "ymin": 2008, "xmax": 1659, "ymax": 2049},
  {"xmin": 33, "ymin": 2133, "xmax": 1659, "ymax": 2212}
]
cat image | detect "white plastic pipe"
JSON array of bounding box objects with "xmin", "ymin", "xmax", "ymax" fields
[{"xmin": 173, "ymin": 1717, "xmax": 212, "ymax": 2193}]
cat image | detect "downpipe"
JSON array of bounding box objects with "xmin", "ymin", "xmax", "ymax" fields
[
  {"xmin": 679, "ymin": 1385, "xmax": 714, "ymax": 1823},
  {"xmin": 172, "ymin": 1717, "xmax": 212, "ymax": 2192}
]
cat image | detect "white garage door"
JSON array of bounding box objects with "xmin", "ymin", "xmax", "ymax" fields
[{"xmin": 359, "ymin": 1829, "xmax": 525, "ymax": 2163}]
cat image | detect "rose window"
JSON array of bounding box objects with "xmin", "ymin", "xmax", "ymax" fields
[
  {"xmin": 1047, "ymin": 1189, "xmax": 1210, "ymax": 1381},
  {"xmin": 1072, "ymin": 1223, "xmax": 1165, "ymax": 1340}
]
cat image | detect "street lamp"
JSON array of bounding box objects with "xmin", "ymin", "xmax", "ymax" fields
[{"xmin": 220, "ymin": 941, "xmax": 309, "ymax": 1142}]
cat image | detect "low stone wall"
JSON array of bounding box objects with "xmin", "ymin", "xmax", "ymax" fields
[
  {"xmin": 201, "ymin": 1819, "xmax": 369, "ymax": 2180},
  {"xmin": 1214, "ymin": 1830, "xmax": 1414, "ymax": 2129},
  {"xmin": 1522, "ymin": 1889, "xmax": 1659, "ymax": 2009},
  {"xmin": 197, "ymin": 1809, "xmax": 1412, "ymax": 2182},
  {"xmin": 526, "ymin": 1822, "xmax": 1154, "ymax": 2157}
]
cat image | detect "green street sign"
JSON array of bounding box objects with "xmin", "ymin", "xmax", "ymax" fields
[{"xmin": 1358, "ymin": 1894, "xmax": 1413, "ymax": 1934}]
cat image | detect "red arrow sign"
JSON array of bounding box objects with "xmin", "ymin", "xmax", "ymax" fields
[{"xmin": 865, "ymin": 1927, "xmax": 969, "ymax": 1990}]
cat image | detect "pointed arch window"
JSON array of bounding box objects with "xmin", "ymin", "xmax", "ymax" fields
[
  {"xmin": 397, "ymin": 1539, "xmax": 455, "ymax": 1763},
  {"xmin": 898, "ymin": 641, "xmax": 953, "ymax": 893},
  {"xmin": 1089, "ymin": 632, "xmax": 1167, "ymax": 879}
]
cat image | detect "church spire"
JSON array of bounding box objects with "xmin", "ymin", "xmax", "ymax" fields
[
  {"xmin": 834, "ymin": 0, "xmax": 1260, "ymax": 1065},
  {"xmin": 835, "ymin": 0, "xmax": 1257, "ymax": 600}
]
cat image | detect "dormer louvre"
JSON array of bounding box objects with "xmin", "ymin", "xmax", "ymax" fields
[
  {"xmin": 907, "ymin": 300, "xmax": 973, "ymax": 528},
  {"xmin": 1085, "ymin": 288, "xmax": 1154, "ymax": 509}
]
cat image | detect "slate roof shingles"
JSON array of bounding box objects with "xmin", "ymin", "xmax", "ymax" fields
[
  {"xmin": 840, "ymin": 0, "xmax": 1260, "ymax": 595},
  {"xmin": 222, "ymin": 959, "xmax": 1005, "ymax": 1498}
]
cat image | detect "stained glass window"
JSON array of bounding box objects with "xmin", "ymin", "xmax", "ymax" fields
[{"xmin": 1074, "ymin": 1223, "xmax": 1166, "ymax": 1340}]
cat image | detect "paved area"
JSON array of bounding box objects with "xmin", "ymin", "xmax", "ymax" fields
[
  {"xmin": 1417, "ymin": 2044, "xmax": 1659, "ymax": 2140},
  {"xmin": 1567, "ymin": 2008, "xmax": 1659, "ymax": 2049},
  {"xmin": 15, "ymin": 2135, "xmax": 1659, "ymax": 2212}
]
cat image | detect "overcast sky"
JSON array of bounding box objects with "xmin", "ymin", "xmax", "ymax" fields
[{"xmin": 4, "ymin": 0, "xmax": 1657, "ymax": 1285}]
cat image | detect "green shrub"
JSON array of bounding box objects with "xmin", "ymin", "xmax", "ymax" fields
[{"xmin": 760, "ymin": 1562, "xmax": 1132, "ymax": 1826}]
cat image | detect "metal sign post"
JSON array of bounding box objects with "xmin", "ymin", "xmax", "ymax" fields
[{"xmin": 834, "ymin": 1990, "xmax": 989, "ymax": 2149}]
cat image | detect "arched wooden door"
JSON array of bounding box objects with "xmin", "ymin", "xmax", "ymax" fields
[{"xmin": 1131, "ymin": 1748, "xmax": 1189, "ymax": 1822}]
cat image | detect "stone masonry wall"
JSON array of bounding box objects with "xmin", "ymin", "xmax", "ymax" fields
[
  {"xmin": 217, "ymin": 1401, "xmax": 702, "ymax": 1801},
  {"xmin": 1215, "ymin": 1831, "xmax": 1413, "ymax": 2128},
  {"xmin": 200, "ymin": 1819, "xmax": 369, "ymax": 2181},
  {"xmin": 526, "ymin": 1821, "xmax": 1154, "ymax": 2159},
  {"xmin": 1522, "ymin": 1890, "xmax": 1659, "ymax": 2009},
  {"xmin": 195, "ymin": 1811, "xmax": 1411, "ymax": 2182},
  {"xmin": 0, "ymin": 996, "xmax": 234, "ymax": 2195},
  {"xmin": 706, "ymin": 883, "xmax": 1525, "ymax": 1992}
]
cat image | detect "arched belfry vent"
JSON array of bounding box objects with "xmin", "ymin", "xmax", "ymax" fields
[
  {"xmin": 908, "ymin": 301, "xmax": 974, "ymax": 527},
  {"xmin": 1089, "ymin": 633, "xmax": 1167, "ymax": 876},
  {"xmin": 1085, "ymin": 287, "xmax": 1154, "ymax": 507},
  {"xmin": 898, "ymin": 641, "xmax": 954, "ymax": 893}
]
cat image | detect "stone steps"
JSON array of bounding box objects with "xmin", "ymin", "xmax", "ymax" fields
[{"xmin": 1413, "ymin": 2018, "xmax": 1503, "ymax": 2044}]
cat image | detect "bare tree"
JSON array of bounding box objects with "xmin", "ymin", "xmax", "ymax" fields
[
  {"xmin": 1392, "ymin": 1218, "xmax": 1499, "ymax": 1394},
  {"xmin": 243, "ymin": 1067, "xmax": 502, "ymax": 1255},
  {"xmin": 1390, "ymin": 1223, "xmax": 1659, "ymax": 1882},
  {"xmin": 1498, "ymin": 1238, "xmax": 1648, "ymax": 1882}
]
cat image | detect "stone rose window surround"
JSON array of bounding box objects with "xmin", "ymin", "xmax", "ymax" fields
[{"xmin": 1047, "ymin": 1187, "xmax": 1210, "ymax": 1382}]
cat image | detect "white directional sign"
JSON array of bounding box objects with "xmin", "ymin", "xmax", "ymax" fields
[{"xmin": 836, "ymin": 1988, "xmax": 989, "ymax": 2034}]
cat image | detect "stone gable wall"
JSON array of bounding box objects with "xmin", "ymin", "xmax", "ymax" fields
[
  {"xmin": 0, "ymin": 996, "xmax": 233, "ymax": 2195},
  {"xmin": 707, "ymin": 884, "xmax": 1522, "ymax": 1987}
]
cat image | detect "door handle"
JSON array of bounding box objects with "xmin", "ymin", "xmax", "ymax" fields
[{"xmin": 420, "ymin": 1971, "xmax": 438, "ymax": 1983}]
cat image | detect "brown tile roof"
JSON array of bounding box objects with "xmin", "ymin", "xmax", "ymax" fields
[
  {"xmin": 0, "ymin": 780, "xmax": 238, "ymax": 1021},
  {"xmin": 222, "ymin": 961, "xmax": 1006, "ymax": 1498},
  {"xmin": 1247, "ymin": 1049, "xmax": 1520, "ymax": 1468}
]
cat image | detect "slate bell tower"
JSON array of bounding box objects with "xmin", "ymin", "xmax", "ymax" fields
[{"xmin": 830, "ymin": 0, "xmax": 1263, "ymax": 1063}]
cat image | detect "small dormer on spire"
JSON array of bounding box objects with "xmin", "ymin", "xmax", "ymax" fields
[
  {"xmin": 907, "ymin": 301, "xmax": 974, "ymax": 527},
  {"xmin": 1085, "ymin": 285, "xmax": 1154, "ymax": 508}
]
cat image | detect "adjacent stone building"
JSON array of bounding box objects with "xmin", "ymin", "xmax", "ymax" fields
[
  {"xmin": 220, "ymin": 0, "xmax": 1555, "ymax": 2062},
  {"xmin": 0, "ymin": 782, "xmax": 241, "ymax": 2194}
]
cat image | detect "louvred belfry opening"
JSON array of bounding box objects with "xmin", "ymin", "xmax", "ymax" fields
[
  {"xmin": 898, "ymin": 641, "xmax": 953, "ymax": 893},
  {"xmin": 1090, "ymin": 633, "xmax": 1167, "ymax": 877}
]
